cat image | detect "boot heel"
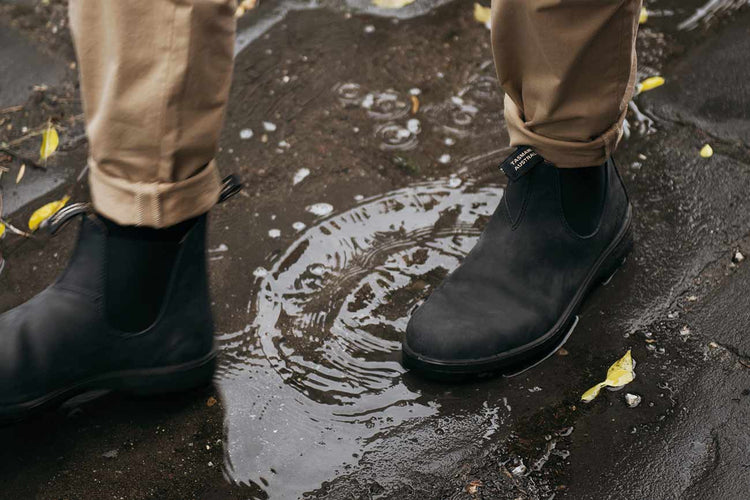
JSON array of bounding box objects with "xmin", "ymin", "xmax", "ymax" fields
[
  {"xmin": 120, "ymin": 354, "xmax": 217, "ymax": 396},
  {"xmin": 599, "ymin": 223, "xmax": 633, "ymax": 286}
]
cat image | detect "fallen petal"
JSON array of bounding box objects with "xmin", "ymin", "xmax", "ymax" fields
[
  {"xmin": 639, "ymin": 7, "xmax": 648, "ymax": 24},
  {"xmin": 40, "ymin": 124, "xmax": 59, "ymax": 161},
  {"xmin": 473, "ymin": 3, "xmax": 491, "ymax": 29},
  {"xmin": 581, "ymin": 350, "xmax": 635, "ymax": 402},
  {"xmin": 29, "ymin": 195, "xmax": 70, "ymax": 231},
  {"xmin": 636, "ymin": 76, "xmax": 665, "ymax": 94}
]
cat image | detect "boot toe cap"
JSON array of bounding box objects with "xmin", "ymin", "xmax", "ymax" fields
[{"xmin": 404, "ymin": 290, "xmax": 546, "ymax": 364}]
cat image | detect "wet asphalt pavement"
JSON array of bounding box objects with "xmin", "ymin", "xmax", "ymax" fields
[{"xmin": 1, "ymin": 0, "xmax": 750, "ymax": 498}]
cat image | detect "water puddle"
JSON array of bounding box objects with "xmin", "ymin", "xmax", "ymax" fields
[
  {"xmin": 234, "ymin": 0, "xmax": 456, "ymax": 56},
  {"xmin": 217, "ymin": 178, "xmax": 503, "ymax": 496},
  {"xmin": 676, "ymin": 0, "xmax": 749, "ymax": 30},
  {"xmin": 332, "ymin": 70, "xmax": 505, "ymax": 159}
]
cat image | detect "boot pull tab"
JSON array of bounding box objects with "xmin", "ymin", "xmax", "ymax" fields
[
  {"xmin": 40, "ymin": 202, "xmax": 91, "ymax": 236},
  {"xmin": 40, "ymin": 174, "xmax": 242, "ymax": 236},
  {"xmin": 499, "ymin": 146, "xmax": 544, "ymax": 182},
  {"xmin": 218, "ymin": 175, "xmax": 243, "ymax": 204}
]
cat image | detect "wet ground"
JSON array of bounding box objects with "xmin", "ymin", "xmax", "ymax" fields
[{"xmin": 1, "ymin": 0, "xmax": 750, "ymax": 498}]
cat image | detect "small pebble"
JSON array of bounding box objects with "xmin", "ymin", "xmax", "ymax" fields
[
  {"xmin": 293, "ymin": 168, "xmax": 310, "ymax": 185},
  {"xmin": 239, "ymin": 128, "xmax": 253, "ymax": 140},
  {"xmin": 625, "ymin": 393, "xmax": 642, "ymax": 408},
  {"xmin": 732, "ymin": 250, "xmax": 745, "ymax": 263},
  {"xmin": 268, "ymin": 229, "xmax": 281, "ymax": 238}
]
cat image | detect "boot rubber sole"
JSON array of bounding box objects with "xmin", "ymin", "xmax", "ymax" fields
[
  {"xmin": 0, "ymin": 351, "xmax": 216, "ymax": 424},
  {"xmin": 402, "ymin": 205, "xmax": 634, "ymax": 380}
]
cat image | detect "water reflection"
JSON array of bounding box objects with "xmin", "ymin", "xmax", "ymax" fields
[{"xmin": 217, "ymin": 179, "xmax": 502, "ymax": 496}]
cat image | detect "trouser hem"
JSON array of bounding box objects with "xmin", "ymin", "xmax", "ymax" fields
[
  {"xmin": 504, "ymin": 96, "xmax": 625, "ymax": 168},
  {"xmin": 89, "ymin": 159, "xmax": 222, "ymax": 228}
]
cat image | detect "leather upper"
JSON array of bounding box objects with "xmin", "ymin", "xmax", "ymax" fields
[
  {"xmin": 0, "ymin": 215, "xmax": 214, "ymax": 405},
  {"xmin": 405, "ymin": 158, "xmax": 629, "ymax": 363}
]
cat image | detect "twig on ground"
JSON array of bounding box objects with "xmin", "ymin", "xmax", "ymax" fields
[
  {"xmin": 0, "ymin": 147, "xmax": 46, "ymax": 170},
  {"xmin": 0, "ymin": 105, "xmax": 23, "ymax": 115},
  {"xmin": 0, "ymin": 218, "xmax": 32, "ymax": 238}
]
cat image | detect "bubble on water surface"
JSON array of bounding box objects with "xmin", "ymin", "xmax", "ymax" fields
[
  {"xmin": 362, "ymin": 90, "xmax": 411, "ymax": 121},
  {"xmin": 306, "ymin": 202, "xmax": 334, "ymax": 216},
  {"xmin": 375, "ymin": 122, "xmax": 419, "ymax": 151},
  {"xmin": 333, "ymin": 82, "xmax": 366, "ymax": 106}
]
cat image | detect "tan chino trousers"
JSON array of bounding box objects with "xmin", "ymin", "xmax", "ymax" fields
[{"xmin": 69, "ymin": 0, "xmax": 640, "ymax": 228}]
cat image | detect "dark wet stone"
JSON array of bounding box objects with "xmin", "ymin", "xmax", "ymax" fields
[
  {"xmin": 0, "ymin": 22, "xmax": 66, "ymax": 109},
  {"xmin": 640, "ymin": 9, "xmax": 750, "ymax": 147}
]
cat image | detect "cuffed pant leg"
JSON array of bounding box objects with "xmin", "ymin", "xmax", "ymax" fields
[
  {"xmin": 69, "ymin": 0, "xmax": 236, "ymax": 227},
  {"xmin": 491, "ymin": 0, "xmax": 641, "ymax": 167}
]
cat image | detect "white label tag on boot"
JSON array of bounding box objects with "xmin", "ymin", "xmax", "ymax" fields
[{"xmin": 499, "ymin": 146, "xmax": 544, "ymax": 181}]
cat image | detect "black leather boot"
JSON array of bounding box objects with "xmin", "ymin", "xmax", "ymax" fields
[
  {"xmin": 402, "ymin": 147, "xmax": 633, "ymax": 378},
  {"xmin": 0, "ymin": 177, "xmax": 241, "ymax": 422}
]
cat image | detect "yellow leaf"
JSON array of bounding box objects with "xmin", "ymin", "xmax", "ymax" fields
[
  {"xmin": 636, "ymin": 76, "xmax": 665, "ymax": 94},
  {"xmin": 28, "ymin": 195, "xmax": 70, "ymax": 231},
  {"xmin": 474, "ymin": 3, "xmax": 491, "ymax": 28},
  {"xmin": 235, "ymin": 0, "xmax": 257, "ymax": 17},
  {"xmin": 639, "ymin": 7, "xmax": 648, "ymax": 24},
  {"xmin": 0, "ymin": 223, "xmax": 5, "ymax": 239},
  {"xmin": 700, "ymin": 144, "xmax": 713, "ymax": 158},
  {"xmin": 16, "ymin": 164, "xmax": 25, "ymax": 184},
  {"xmin": 410, "ymin": 95, "xmax": 420, "ymax": 114},
  {"xmin": 40, "ymin": 124, "xmax": 59, "ymax": 161},
  {"xmin": 581, "ymin": 350, "xmax": 635, "ymax": 403}
]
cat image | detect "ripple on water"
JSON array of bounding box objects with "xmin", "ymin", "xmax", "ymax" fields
[
  {"xmin": 375, "ymin": 122, "xmax": 420, "ymax": 151},
  {"xmin": 361, "ymin": 90, "xmax": 412, "ymax": 121},
  {"xmin": 217, "ymin": 178, "xmax": 503, "ymax": 496}
]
